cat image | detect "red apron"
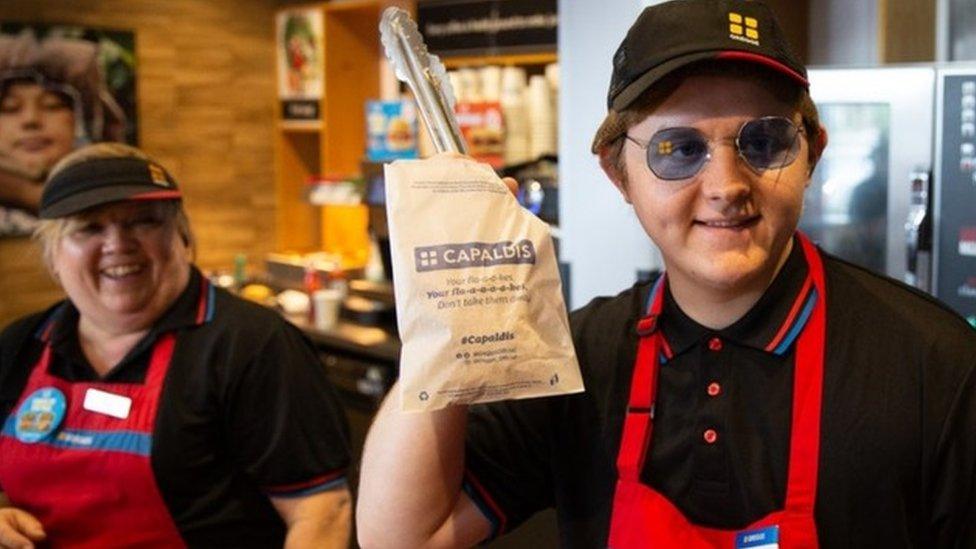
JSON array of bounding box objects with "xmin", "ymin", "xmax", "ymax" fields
[
  {"xmin": 608, "ymin": 234, "xmax": 826, "ymax": 548},
  {"xmin": 0, "ymin": 329, "xmax": 185, "ymax": 548}
]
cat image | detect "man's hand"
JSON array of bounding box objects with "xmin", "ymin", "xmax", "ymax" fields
[{"xmin": 0, "ymin": 507, "xmax": 45, "ymax": 549}]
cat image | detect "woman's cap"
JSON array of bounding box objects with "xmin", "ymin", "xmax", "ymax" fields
[
  {"xmin": 39, "ymin": 156, "xmax": 182, "ymax": 219},
  {"xmin": 607, "ymin": 0, "xmax": 808, "ymax": 112}
]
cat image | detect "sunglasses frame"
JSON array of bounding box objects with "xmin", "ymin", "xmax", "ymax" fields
[{"xmin": 624, "ymin": 116, "xmax": 805, "ymax": 181}]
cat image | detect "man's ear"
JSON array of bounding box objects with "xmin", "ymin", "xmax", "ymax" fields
[
  {"xmin": 808, "ymin": 124, "xmax": 828, "ymax": 176},
  {"xmin": 598, "ymin": 147, "xmax": 632, "ymax": 204}
]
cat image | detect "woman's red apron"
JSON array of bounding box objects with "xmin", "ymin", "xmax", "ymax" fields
[
  {"xmin": 0, "ymin": 328, "xmax": 185, "ymax": 548},
  {"xmin": 608, "ymin": 234, "xmax": 826, "ymax": 548}
]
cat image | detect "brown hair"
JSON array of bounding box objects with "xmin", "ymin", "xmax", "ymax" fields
[
  {"xmin": 592, "ymin": 61, "xmax": 821, "ymax": 180},
  {"xmin": 35, "ymin": 143, "xmax": 195, "ymax": 272}
]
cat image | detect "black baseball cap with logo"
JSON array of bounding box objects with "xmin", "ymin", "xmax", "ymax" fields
[
  {"xmin": 39, "ymin": 156, "xmax": 182, "ymax": 219},
  {"xmin": 607, "ymin": 0, "xmax": 808, "ymax": 112}
]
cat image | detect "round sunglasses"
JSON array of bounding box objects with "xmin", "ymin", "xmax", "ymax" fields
[{"xmin": 624, "ymin": 116, "xmax": 805, "ymax": 181}]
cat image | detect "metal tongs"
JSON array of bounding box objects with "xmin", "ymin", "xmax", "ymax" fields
[{"xmin": 380, "ymin": 7, "xmax": 467, "ymax": 154}]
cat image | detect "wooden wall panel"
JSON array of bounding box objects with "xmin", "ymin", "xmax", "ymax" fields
[
  {"xmin": 880, "ymin": 0, "xmax": 936, "ymax": 63},
  {"xmin": 0, "ymin": 0, "xmax": 279, "ymax": 328}
]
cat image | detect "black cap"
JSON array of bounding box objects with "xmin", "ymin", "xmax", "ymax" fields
[
  {"xmin": 607, "ymin": 0, "xmax": 808, "ymax": 111},
  {"xmin": 40, "ymin": 156, "xmax": 182, "ymax": 219}
]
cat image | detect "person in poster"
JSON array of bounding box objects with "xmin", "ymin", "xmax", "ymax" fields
[{"xmin": 0, "ymin": 28, "xmax": 127, "ymax": 236}]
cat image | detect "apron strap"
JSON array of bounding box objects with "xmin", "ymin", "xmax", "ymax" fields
[
  {"xmin": 782, "ymin": 232, "xmax": 827, "ymax": 515},
  {"xmin": 617, "ymin": 276, "xmax": 667, "ymax": 481}
]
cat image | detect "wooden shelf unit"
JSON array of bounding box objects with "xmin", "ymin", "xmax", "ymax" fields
[{"xmin": 274, "ymin": 0, "xmax": 408, "ymax": 252}]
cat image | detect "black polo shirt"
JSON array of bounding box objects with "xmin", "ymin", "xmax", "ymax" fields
[
  {"xmin": 462, "ymin": 239, "xmax": 976, "ymax": 548},
  {"xmin": 0, "ymin": 268, "xmax": 350, "ymax": 548}
]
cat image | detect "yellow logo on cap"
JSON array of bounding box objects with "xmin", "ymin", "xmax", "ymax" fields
[
  {"xmin": 148, "ymin": 164, "xmax": 170, "ymax": 187},
  {"xmin": 729, "ymin": 12, "xmax": 759, "ymax": 46}
]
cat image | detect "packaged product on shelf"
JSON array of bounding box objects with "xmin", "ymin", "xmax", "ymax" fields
[
  {"xmin": 454, "ymin": 101, "xmax": 505, "ymax": 168},
  {"xmin": 366, "ymin": 100, "xmax": 419, "ymax": 161},
  {"xmin": 385, "ymin": 156, "xmax": 583, "ymax": 412}
]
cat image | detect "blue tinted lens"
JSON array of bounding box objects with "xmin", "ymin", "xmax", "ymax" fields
[
  {"xmin": 647, "ymin": 128, "xmax": 710, "ymax": 180},
  {"xmin": 738, "ymin": 117, "xmax": 801, "ymax": 170}
]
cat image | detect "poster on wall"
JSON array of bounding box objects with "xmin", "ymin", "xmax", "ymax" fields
[
  {"xmin": 0, "ymin": 24, "xmax": 137, "ymax": 237},
  {"xmin": 276, "ymin": 8, "xmax": 324, "ymax": 121}
]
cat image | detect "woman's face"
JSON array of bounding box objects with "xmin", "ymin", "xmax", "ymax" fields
[
  {"xmin": 51, "ymin": 201, "xmax": 192, "ymax": 334},
  {"xmin": 0, "ymin": 82, "xmax": 77, "ymax": 175}
]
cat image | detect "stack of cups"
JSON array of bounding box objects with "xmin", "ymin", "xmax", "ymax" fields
[
  {"xmin": 480, "ymin": 65, "xmax": 502, "ymax": 103},
  {"xmin": 501, "ymin": 66, "xmax": 530, "ymax": 165},
  {"xmin": 545, "ymin": 63, "xmax": 559, "ymax": 144},
  {"xmin": 528, "ymin": 74, "xmax": 556, "ymax": 158},
  {"xmin": 457, "ymin": 68, "xmax": 481, "ymax": 102}
]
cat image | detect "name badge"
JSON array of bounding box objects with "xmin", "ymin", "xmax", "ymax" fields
[
  {"xmin": 14, "ymin": 387, "xmax": 67, "ymax": 443},
  {"xmin": 736, "ymin": 525, "xmax": 779, "ymax": 549},
  {"xmin": 83, "ymin": 388, "xmax": 132, "ymax": 419}
]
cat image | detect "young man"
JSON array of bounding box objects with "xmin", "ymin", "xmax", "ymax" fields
[{"xmin": 358, "ymin": 1, "xmax": 976, "ymax": 546}]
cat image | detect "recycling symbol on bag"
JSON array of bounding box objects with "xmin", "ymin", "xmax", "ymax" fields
[{"xmin": 419, "ymin": 391, "xmax": 429, "ymax": 401}]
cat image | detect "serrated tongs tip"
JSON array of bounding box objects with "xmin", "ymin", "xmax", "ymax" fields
[{"xmin": 380, "ymin": 7, "xmax": 466, "ymax": 154}]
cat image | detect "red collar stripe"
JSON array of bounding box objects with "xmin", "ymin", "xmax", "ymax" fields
[
  {"xmin": 764, "ymin": 275, "xmax": 814, "ymax": 354},
  {"xmin": 262, "ymin": 469, "xmax": 346, "ymax": 497},
  {"xmin": 194, "ymin": 278, "xmax": 215, "ymax": 325},
  {"xmin": 462, "ymin": 470, "xmax": 508, "ymax": 539}
]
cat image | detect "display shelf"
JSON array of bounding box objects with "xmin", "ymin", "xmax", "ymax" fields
[
  {"xmin": 274, "ymin": 0, "xmax": 409, "ymax": 252},
  {"xmin": 278, "ymin": 120, "xmax": 323, "ymax": 132},
  {"xmin": 442, "ymin": 51, "xmax": 557, "ymax": 69}
]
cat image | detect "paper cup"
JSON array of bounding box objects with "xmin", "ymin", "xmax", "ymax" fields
[{"xmin": 313, "ymin": 288, "xmax": 343, "ymax": 330}]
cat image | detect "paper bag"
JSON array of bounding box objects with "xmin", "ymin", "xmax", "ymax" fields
[{"xmin": 386, "ymin": 157, "xmax": 583, "ymax": 412}]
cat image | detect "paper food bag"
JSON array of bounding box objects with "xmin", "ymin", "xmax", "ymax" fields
[{"xmin": 386, "ymin": 157, "xmax": 583, "ymax": 412}]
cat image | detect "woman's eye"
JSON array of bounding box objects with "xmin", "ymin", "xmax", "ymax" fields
[
  {"xmin": 130, "ymin": 216, "xmax": 163, "ymax": 229},
  {"xmin": 74, "ymin": 223, "xmax": 102, "ymax": 235}
]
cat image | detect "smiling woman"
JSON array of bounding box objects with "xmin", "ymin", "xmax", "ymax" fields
[{"xmin": 0, "ymin": 143, "xmax": 353, "ymax": 548}]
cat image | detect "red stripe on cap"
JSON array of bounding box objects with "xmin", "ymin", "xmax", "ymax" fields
[
  {"xmin": 131, "ymin": 190, "xmax": 182, "ymax": 200},
  {"xmin": 715, "ymin": 51, "xmax": 809, "ymax": 87}
]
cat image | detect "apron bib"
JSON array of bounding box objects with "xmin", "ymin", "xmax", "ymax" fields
[
  {"xmin": 0, "ymin": 331, "xmax": 185, "ymax": 548},
  {"xmin": 608, "ymin": 233, "xmax": 826, "ymax": 548}
]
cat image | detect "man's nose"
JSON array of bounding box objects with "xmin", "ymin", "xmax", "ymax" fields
[{"xmin": 698, "ymin": 142, "xmax": 752, "ymax": 208}]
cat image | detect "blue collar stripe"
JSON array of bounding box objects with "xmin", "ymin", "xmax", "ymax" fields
[
  {"xmin": 205, "ymin": 282, "xmax": 216, "ymax": 322},
  {"xmin": 645, "ymin": 275, "xmax": 666, "ymax": 314},
  {"xmin": 773, "ymin": 288, "xmax": 818, "ymax": 356}
]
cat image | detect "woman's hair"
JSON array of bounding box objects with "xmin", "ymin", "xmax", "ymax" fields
[
  {"xmin": 34, "ymin": 143, "xmax": 194, "ymax": 273},
  {"xmin": 591, "ymin": 61, "xmax": 821, "ymax": 181}
]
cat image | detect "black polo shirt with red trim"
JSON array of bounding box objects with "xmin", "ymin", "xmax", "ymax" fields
[
  {"xmin": 462, "ymin": 239, "xmax": 976, "ymax": 548},
  {"xmin": 0, "ymin": 268, "xmax": 350, "ymax": 548}
]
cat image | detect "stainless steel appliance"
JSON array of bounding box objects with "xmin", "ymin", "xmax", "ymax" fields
[
  {"xmin": 806, "ymin": 65, "xmax": 976, "ymax": 325},
  {"xmin": 934, "ymin": 68, "xmax": 976, "ymax": 325},
  {"xmin": 805, "ymin": 66, "xmax": 936, "ymax": 284}
]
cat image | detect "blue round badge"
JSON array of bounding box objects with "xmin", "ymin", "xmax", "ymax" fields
[{"xmin": 14, "ymin": 387, "xmax": 67, "ymax": 443}]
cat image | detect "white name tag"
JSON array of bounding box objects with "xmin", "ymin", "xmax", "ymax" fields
[{"xmin": 83, "ymin": 388, "xmax": 132, "ymax": 419}]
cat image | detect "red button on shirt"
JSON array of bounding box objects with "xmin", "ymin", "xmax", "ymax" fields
[
  {"xmin": 708, "ymin": 337, "xmax": 723, "ymax": 351},
  {"xmin": 703, "ymin": 429, "xmax": 718, "ymax": 444},
  {"xmin": 707, "ymin": 382, "xmax": 721, "ymax": 397}
]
